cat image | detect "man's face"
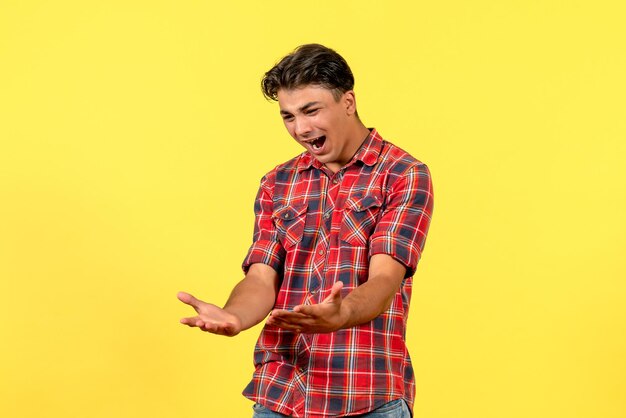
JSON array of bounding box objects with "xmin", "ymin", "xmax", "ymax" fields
[{"xmin": 277, "ymin": 85, "xmax": 356, "ymax": 172}]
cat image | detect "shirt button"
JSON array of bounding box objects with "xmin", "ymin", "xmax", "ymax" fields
[
  {"xmin": 323, "ymin": 213, "xmax": 330, "ymax": 220},
  {"xmin": 310, "ymin": 289, "xmax": 318, "ymax": 295},
  {"xmin": 299, "ymin": 367, "xmax": 306, "ymax": 373},
  {"xmin": 283, "ymin": 213, "xmax": 291, "ymax": 219},
  {"xmin": 332, "ymin": 178, "xmax": 339, "ymax": 184},
  {"xmin": 318, "ymin": 249, "xmax": 325, "ymax": 256}
]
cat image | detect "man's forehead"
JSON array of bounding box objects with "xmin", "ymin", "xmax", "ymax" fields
[{"xmin": 277, "ymin": 85, "xmax": 335, "ymax": 99}]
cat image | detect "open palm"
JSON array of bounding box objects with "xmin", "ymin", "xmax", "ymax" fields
[{"xmin": 177, "ymin": 292, "xmax": 242, "ymax": 336}]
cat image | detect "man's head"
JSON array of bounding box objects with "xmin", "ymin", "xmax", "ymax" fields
[
  {"xmin": 261, "ymin": 44, "xmax": 355, "ymax": 102},
  {"xmin": 262, "ymin": 44, "xmax": 369, "ymax": 173}
]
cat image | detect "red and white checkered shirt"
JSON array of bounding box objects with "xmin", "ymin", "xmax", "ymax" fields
[{"xmin": 242, "ymin": 129, "xmax": 433, "ymax": 417}]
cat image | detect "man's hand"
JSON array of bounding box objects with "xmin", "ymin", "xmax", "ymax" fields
[
  {"xmin": 266, "ymin": 281, "xmax": 348, "ymax": 333},
  {"xmin": 177, "ymin": 291, "xmax": 242, "ymax": 337}
]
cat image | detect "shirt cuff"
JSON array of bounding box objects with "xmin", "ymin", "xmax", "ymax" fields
[
  {"xmin": 369, "ymin": 234, "xmax": 421, "ymax": 278},
  {"xmin": 242, "ymin": 240, "xmax": 285, "ymax": 273}
]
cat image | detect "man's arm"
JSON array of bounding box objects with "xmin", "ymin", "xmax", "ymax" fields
[
  {"xmin": 266, "ymin": 254, "xmax": 405, "ymax": 333},
  {"xmin": 178, "ymin": 263, "xmax": 279, "ymax": 336}
]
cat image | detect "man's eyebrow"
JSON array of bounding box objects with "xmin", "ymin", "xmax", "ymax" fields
[
  {"xmin": 280, "ymin": 101, "xmax": 322, "ymax": 116},
  {"xmin": 299, "ymin": 101, "xmax": 321, "ymax": 112}
]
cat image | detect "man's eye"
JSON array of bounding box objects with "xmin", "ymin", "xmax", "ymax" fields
[
  {"xmin": 306, "ymin": 108, "xmax": 320, "ymax": 115},
  {"xmin": 282, "ymin": 115, "xmax": 294, "ymax": 121}
]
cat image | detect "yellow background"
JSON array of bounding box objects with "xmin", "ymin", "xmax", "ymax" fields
[{"xmin": 1, "ymin": 1, "xmax": 625, "ymax": 417}]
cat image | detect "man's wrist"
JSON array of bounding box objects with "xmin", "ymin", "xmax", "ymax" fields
[{"xmin": 336, "ymin": 301, "xmax": 353, "ymax": 331}]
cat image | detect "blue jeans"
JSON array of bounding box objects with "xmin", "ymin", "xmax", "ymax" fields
[{"xmin": 252, "ymin": 399, "xmax": 410, "ymax": 417}]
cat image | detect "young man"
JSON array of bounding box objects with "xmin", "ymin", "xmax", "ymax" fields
[{"xmin": 178, "ymin": 44, "xmax": 433, "ymax": 417}]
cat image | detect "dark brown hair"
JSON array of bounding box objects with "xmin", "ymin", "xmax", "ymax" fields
[{"xmin": 261, "ymin": 44, "xmax": 355, "ymax": 101}]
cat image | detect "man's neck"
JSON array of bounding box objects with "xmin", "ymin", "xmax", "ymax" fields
[
  {"xmin": 345, "ymin": 121, "xmax": 372, "ymax": 158},
  {"xmin": 325, "ymin": 122, "xmax": 371, "ymax": 173}
]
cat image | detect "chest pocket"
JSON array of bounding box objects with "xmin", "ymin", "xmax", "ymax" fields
[
  {"xmin": 273, "ymin": 203, "xmax": 307, "ymax": 250},
  {"xmin": 340, "ymin": 194, "xmax": 383, "ymax": 246}
]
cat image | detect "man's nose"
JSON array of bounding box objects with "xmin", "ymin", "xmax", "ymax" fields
[{"xmin": 294, "ymin": 117, "xmax": 312, "ymax": 138}]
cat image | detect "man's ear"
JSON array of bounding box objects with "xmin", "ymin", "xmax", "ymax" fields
[{"xmin": 343, "ymin": 90, "xmax": 357, "ymax": 116}]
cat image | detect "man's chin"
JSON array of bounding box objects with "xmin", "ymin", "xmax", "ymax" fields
[{"xmin": 311, "ymin": 154, "xmax": 331, "ymax": 165}]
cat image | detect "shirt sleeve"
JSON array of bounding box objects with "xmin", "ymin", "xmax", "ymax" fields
[
  {"xmin": 242, "ymin": 173, "xmax": 285, "ymax": 274},
  {"xmin": 369, "ymin": 163, "xmax": 434, "ymax": 277}
]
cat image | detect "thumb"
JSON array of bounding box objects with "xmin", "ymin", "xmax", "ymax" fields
[
  {"xmin": 323, "ymin": 281, "xmax": 344, "ymax": 303},
  {"xmin": 177, "ymin": 291, "xmax": 204, "ymax": 311}
]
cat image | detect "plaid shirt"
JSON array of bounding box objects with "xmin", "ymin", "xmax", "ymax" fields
[{"xmin": 242, "ymin": 129, "xmax": 433, "ymax": 417}]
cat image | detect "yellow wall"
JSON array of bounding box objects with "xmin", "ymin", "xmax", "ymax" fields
[{"xmin": 1, "ymin": 1, "xmax": 624, "ymax": 417}]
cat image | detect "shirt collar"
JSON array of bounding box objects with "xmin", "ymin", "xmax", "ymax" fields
[{"xmin": 297, "ymin": 128, "xmax": 383, "ymax": 172}]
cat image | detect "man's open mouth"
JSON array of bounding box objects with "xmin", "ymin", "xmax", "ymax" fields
[{"xmin": 309, "ymin": 136, "xmax": 326, "ymax": 150}]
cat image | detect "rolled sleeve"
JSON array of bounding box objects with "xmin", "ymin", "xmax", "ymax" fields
[
  {"xmin": 242, "ymin": 174, "xmax": 285, "ymax": 273},
  {"xmin": 369, "ymin": 163, "xmax": 434, "ymax": 277}
]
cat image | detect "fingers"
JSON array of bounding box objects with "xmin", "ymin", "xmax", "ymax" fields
[
  {"xmin": 293, "ymin": 305, "xmax": 314, "ymax": 315},
  {"xmin": 268, "ymin": 310, "xmax": 331, "ymax": 334},
  {"xmin": 180, "ymin": 316, "xmax": 239, "ymax": 336},
  {"xmin": 180, "ymin": 316, "xmax": 204, "ymax": 327},
  {"xmin": 268, "ymin": 309, "xmax": 310, "ymax": 322},
  {"xmin": 267, "ymin": 309, "xmax": 311, "ymax": 329}
]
